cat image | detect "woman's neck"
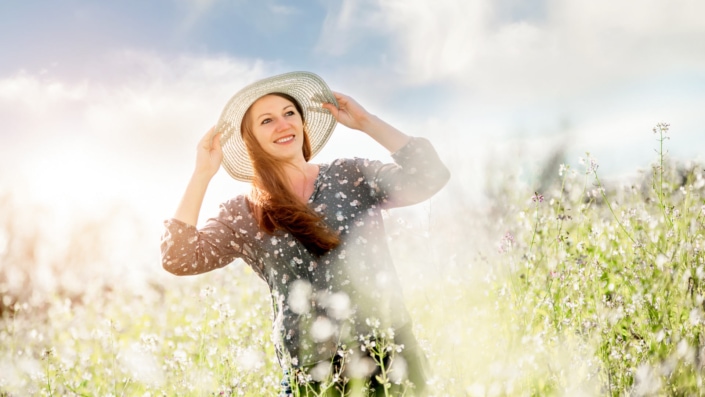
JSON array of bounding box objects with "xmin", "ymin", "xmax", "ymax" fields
[{"xmin": 282, "ymin": 161, "xmax": 318, "ymax": 203}]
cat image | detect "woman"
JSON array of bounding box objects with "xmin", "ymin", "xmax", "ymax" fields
[{"xmin": 161, "ymin": 72, "xmax": 450, "ymax": 396}]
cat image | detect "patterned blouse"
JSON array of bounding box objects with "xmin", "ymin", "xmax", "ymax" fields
[{"xmin": 161, "ymin": 137, "xmax": 450, "ymax": 367}]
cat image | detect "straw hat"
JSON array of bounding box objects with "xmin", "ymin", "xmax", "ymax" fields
[{"xmin": 215, "ymin": 71, "xmax": 338, "ymax": 182}]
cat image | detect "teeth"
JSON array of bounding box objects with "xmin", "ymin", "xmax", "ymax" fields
[{"xmin": 275, "ymin": 135, "xmax": 294, "ymax": 143}]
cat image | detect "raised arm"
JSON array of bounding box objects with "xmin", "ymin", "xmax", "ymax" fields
[
  {"xmin": 322, "ymin": 92, "xmax": 411, "ymax": 153},
  {"xmin": 162, "ymin": 127, "xmax": 245, "ymax": 277},
  {"xmin": 173, "ymin": 127, "xmax": 223, "ymax": 226},
  {"xmin": 323, "ymin": 92, "xmax": 450, "ymax": 208}
]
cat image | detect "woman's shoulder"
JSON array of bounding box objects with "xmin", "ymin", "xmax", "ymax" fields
[
  {"xmin": 322, "ymin": 157, "xmax": 380, "ymax": 175},
  {"xmin": 219, "ymin": 194, "xmax": 252, "ymax": 216},
  {"xmin": 222, "ymin": 193, "xmax": 248, "ymax": 205}
]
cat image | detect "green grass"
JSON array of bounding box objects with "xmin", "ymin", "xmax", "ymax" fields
[{"xmin": 2, "ymin": 123, "xmax": 704, "ymax": 396}]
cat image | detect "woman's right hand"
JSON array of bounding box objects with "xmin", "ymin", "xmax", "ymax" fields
[
  {"xmin": 173, "ymin": 127, "xmax": 222, "ymax": 226},
  {"xmin": 194, "ymin": 126, "xmax": 223, "ymax": 179}
]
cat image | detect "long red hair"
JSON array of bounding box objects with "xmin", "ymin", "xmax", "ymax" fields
[{"xmin": 241, "ymin": 93, "xmax": 340, "ymax": 256}]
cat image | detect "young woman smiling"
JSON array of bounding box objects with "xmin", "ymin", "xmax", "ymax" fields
[{"xmin": 161, "ymin": 72, "xmax": 450, "ymax": 396}]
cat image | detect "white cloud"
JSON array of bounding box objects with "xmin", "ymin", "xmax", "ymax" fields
[
  {"xmin": 313, "ymin": 0, "xmax": 705, "ymax": 189},
  {"xmin": 268, "ymin": 4, "xmax": 300, "ymax": 15},
  {"xmin": 319, "ymin": 0, "xmax": 705, "ymax": 101},
  {"xmin": 0, "ymin": 52, "xmax": 269, "ymax": 228},
  {"xmin": 377, "ymin": 0, "xmax": 489, "ymax": 83},
  {"xmin": 0, "ymin": 71, "xmax": 88, "ymax": 112},
  {"xmin": 316, "ymin": 0, "xmax": 389, "ymax": 56}
]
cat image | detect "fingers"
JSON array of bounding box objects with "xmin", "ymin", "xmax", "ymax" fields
[
  {"xmin": 212, "ymin": 130, "xmax": 222, "ymax": 150},
  {"xmin": 324, "ymin": 92, "xmax": 368, "ymax": 129},
  {"xmin": 324, "ymin": 92, "xmax": 350, "ymax": 112},
  {"xmin": 325, "ymin": 91, "xmax": 349, "ymax": 107},
  {"xmin": 201, "ymin": 126, "xmax": 215, "ymax": 141},
  {"xmin": 321, "ymin": 102, "xmax": 338, "ymax": 115},
  {"xmin": 199, "ymin": 126, "xmax": 220, "ymax": 150}
]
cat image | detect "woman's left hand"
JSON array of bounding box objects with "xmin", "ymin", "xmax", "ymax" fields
[
  {"xmin": 322, "ymin": 92, "xmax": 372, "ymax": 131},
  {"xmin": 323, "ymin": 91, "xmax": 411, "ymax": 153}
]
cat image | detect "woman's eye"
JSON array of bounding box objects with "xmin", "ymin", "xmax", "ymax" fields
[
  {"xmin": 285, "ymin": 110, "xmax": 295, "ymax": 116},
  {"xmin": 261, "ymin": 118, "xmax": 272, "ymax": 125}
]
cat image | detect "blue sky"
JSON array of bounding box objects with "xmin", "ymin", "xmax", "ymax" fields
[
  {"xmin": 1, "ymin": 1, "xmax": 331, "ymax": 76},
  {"xmin": 1, "ymin": 0, "xmax": 705, "ymax": 233}
]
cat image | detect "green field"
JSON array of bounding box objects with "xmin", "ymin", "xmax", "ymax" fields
[{"xmin": 2, "ymin": 123, "xmax": 704, "ymax": 396}]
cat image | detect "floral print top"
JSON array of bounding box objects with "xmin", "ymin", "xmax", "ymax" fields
[{"xmin": 161, "ymin": 137, "xmax": 450, "ymax": 367}]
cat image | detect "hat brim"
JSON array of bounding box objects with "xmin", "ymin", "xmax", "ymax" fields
[{"xmin": 215, "ymin": 71, "xmax": 338, "ymax": 182}]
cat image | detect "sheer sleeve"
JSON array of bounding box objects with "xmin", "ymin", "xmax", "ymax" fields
[
  {"xmin": 160, "ymin": 198, "xmax": 254, "ymax": 276},
  {"xmin": 356, "ymin": 137, "xmax": 450, "ymax": 208}
]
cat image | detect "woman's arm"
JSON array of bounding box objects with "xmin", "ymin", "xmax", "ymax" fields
[
  {"xmin": 323, "ymin": 92, "xmax": 450, "ymax": 208},
  {"xmin": 162, "ymin": 127, "xmax": 245, "ymax": 277},
  {"xmin": 322, "ymin": 92, "xmax": 411, "ymax": 153},
  {"xmin": 173, "ymin": 127, "xmax": 223, "ymax": 226},
  {"xmin": 161, "ymin": 203, "xmax": 249, "ymax": 276}
]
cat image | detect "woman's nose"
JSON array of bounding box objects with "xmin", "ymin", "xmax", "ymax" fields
[{"xmin": 273, "ymin": 117, "xmax": 289, "ymax": 132}]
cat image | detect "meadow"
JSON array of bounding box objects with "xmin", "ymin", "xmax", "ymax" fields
[{"xmin": 1, "ymin": 123, "xmax": 704, "ymax": 396}]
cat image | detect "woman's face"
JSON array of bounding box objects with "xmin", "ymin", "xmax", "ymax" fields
[{"xmin": 248, "ymin": 94, "xmax": 305, "ymax": 162}]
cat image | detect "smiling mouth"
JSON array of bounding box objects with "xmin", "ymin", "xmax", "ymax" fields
[{"xmin": 274, "ymin": 135, "xmax": 295, "ymax": 144}]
